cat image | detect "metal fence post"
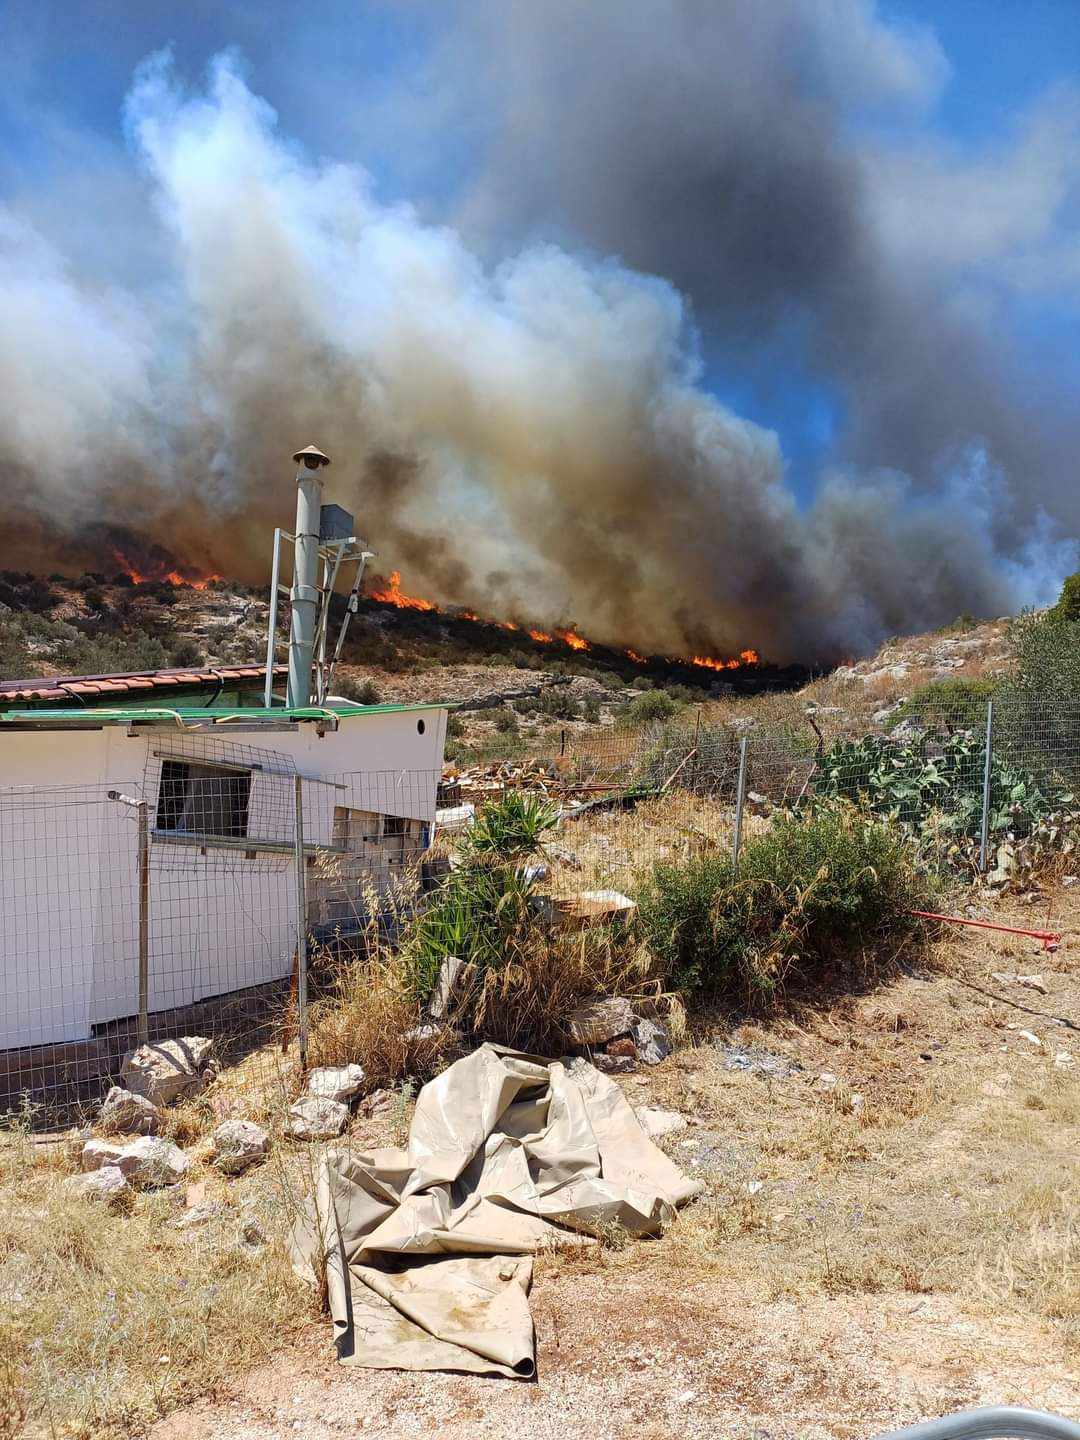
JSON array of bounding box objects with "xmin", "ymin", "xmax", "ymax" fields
[
  {"xmin": 979, "ymin": 698, "xmax": 994, "ymax": 873},
  {"xmin": 293, "ymin": 775, "xmax": 309, "ymax": 1069},
  {"xmin": 136, "ymin": 800, "xmax": 150, "ymax": 1048},
  {"xmin": 732, "ymin": 734, "xmax": 749, "ymax": 870}
]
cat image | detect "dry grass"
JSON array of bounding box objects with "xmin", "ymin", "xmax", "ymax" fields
[
  {"xmin": 0, "ymin": 1117, "xmax": 314, "ymax": 1439},
  {"xmin": 305, "ymin": 950, "xmax": 452, "ymax": 1085}
]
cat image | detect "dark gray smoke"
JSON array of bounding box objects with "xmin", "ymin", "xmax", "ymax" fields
[{"xmin": 0, "ymin": 33, "xmax": 1075, "ymax": 664}]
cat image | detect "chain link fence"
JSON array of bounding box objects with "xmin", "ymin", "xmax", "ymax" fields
[{"xmin": 4, "ymin": 693, "xmax": 1078, "ymax": 1125}]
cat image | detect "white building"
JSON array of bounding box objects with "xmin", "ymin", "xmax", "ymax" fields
[{"xmin": 0, "ymin": 698, "xmax": 447, "ymax": 1060}]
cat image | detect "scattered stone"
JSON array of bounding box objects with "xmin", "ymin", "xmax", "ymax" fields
[
  {"xmin": 211, "ymin": 1119, "xmax": 270, "ymax": 1175},
  {"xmin": 849, "ymin": 1092, "xmax": 865, "ymax": 1112},
  {"xmin": 81, "ymin": 1138, "xmax": 125, "ymax": 1172},
  {"xmin": 606, "ymin": 1036, "xmax": 637, "ymax": 1060},
  {"xmin": 1016, "ymin": 974, "xmax": 1048, "ymax": 995},
  {"xmin": 404, "ymin": 1023, "xmax": 444, "ymax": 1044},
  {"xmin": 286, "ymin": 1096, "xmax": 349, "ymax": 1140},
  {"xmin": 1063, "ymin": 876, "xmax": 1078, "ymax": 889},
  {"xmin": 1054, "ymin": 1051, "xmax": 1074, "ymax": 1070},
  {"xmin": 592, "ymin": 1053, "xmax": 637, "ymax": 1075},
  {"xmin": 356, "ymin": 1088, "xmax": 394, "ymax": 1119},
  {"xmin": 306, "ymin": 1065, "xmax": 366, "ymax": 1104},
  {"xmin": 817, "ymin": 1072, "xmax": 838, "ymax": 1091},
  {"xmin": 746, "ymin": 1180, "xmax": 764, "ymax": 1196},
  {"xmin": 65, "ymin": 1165, "xmax": 129, "ymax": 1203},
  {"xmin": 97, "ymin": 1085, "xmax": 162, "ymax": 1136},
  {"xmin": 120, "ymin": 1137, "xmax": 191, "ymax": 1188},
  {"xmin": 172, "ymin": 1201, "xmax": 224, "ymax": 1230},
  {"xmin": 1017, "ymin": 1029, "xmax": 1043, "ymax": 1048},
  {"xmin": 992, "ymin": 971, "xmax": 1048, "ymax": 995},
  {"xmin": 121, "ymin": 1037, "xmax": 214, "ymax": 1108},
  {"xmin": 636, "ymin": 1107, "xmax": 688, "ymax": 1139},
  {"xmin": 567, "ymin": 996, "xmax": 635, "ymax": 1046},
  {"xmin": 716, "ymin": 1044, "xmax": 800, "ymax": 1080},
  {"xmin": 632, "ymin": 1017, "xmax": 671, "ymax": 1066}
]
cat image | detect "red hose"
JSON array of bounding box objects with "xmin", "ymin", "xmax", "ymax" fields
[{"xmin": 908, "ymin": 909, "xmax": 1062, "ymax": 950}]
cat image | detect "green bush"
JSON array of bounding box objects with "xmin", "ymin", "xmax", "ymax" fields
[
  {"xmin": 815, "ymin": 731, "xmax": 1071, "ymax": 844},
  {"xmin": 1048, "ymin": 571, "xmax": 1080, "ymax": 624},
  {"xmin": 636, "ymin": 806, "xmax": 930, "ymax": 1000},
  {"xmin": 404, "ymin": 792, "xmax": 557, "ymax": 999},
  {"xmin": 618, "ymin": 690, "xmax": 680, "ymax": 728},
  {"xmin": 889, "ymin": 677, "xmax": 995, "ymax": 731},
  {"xmin": 493, "ymin": 707, "xmax": 519, "ymax": 734},
  {"xmin": 537, "ymin": 686, "xmax": 578, "ymax": 720}
]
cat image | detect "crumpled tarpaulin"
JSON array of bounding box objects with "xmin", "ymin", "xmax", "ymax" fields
[{"xmin": 289, "ymin": 1044, "xmax": 701, "ymax": 1378}]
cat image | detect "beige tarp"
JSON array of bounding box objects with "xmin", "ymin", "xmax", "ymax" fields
[{"xmin": 289, "ymin": 1044, "xmax": 701, "ymax": 1378}]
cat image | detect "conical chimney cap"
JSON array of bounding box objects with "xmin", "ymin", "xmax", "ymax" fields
[{"xmin": 292, "ymin": 444, "xmax": 330, "ymax": 468}]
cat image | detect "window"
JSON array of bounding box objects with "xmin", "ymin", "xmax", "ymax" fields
[
  {"xmin": 155, "ymin": 760, "xmax": 252, "ymax": 839},
  {"xmin": 383, "ymin": 815, "xmax": 408, "ymax": 837}
]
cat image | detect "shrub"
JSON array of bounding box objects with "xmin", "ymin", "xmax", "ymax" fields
[
  {"xmin": 335, "ymin": 675, "xmax": 381, "ymax": 705},
  {"xmin": 458, "ymin": 790, "xmax": 558, "ymax": 863},
  {"xmin": 169, "ymin": 638, "xmax": 203, "ymax": 667},
  {"xmin": 890, "ymin": 677, "xmax": 996, "ymax": 731},
  {"xmin": 619, "ymin": 690, "xmax": 680, "ymax": 728},
  {"xmin": 581, "ymin": 694, "xmax": 602, "ymax": 723},
  {"xmin": 1048, "ymin": 571, "xmax": 1080, "ymax": 624},
  {"xmin": 537, "ymin": 686, "xmax": 578, "ymax": 720},
  {"xmin": 493, "ymin": 707, "xmax": 519, "ymax": 734},
  {"xmin": 446, "ymin": 713, "xmax": 465, "ymax": 738},
  {"xmin": 815, "ymin": 731, "xmax": 1071, "ymax": 845},
  {"xmin": 636, "ymin": 806, "xmax": 930, "ymax": 1000},
  {"xmin": 399, "ymin": 792, "xmax": 648, "ymax": 1050}
]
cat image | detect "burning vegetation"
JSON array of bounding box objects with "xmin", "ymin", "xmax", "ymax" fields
[{"xmin": 363, "ymin": 569, "xmax": 762, "ymax": 676}]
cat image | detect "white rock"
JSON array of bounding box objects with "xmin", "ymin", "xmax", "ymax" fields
[
  {"xmin": 636, "ymin": 1107, "xmax": 687, "ymax": 1139},
  {"xmin": 286, "ymin": 1096, "xmax": 349, "ymax": 1140},
  {"xmin": 306, "ymin": 1064, "xmax": 366, "ymax": 1104},
  {"xmin": 120, "ymin": 1136, "xmax": 191, "ymax": 1188},
  {"xmin": 632, "ymin": 1017, "xmax": 672, "ymax": 1066},
  {"xmin": 211, "ymin": 1119, "xmax": 270, "ymax": 1174},
  {"xmin": 66, "ymin": 1165, "xmax": 129, "ymax": 1202},
  {"xmin": 1054, "ymin": 1051, "xmax": 1074, "ymax": 1070},
  {"xmin": 121, "ymin": 1037, "xmax": 214, "ymax": 1107},
  {"xmin": 1016, "ymin": 974, "xmax": 1048, "ymax": 995},
  {"xmin": 817, "ymin": 1072, "xmax": 838, "ymax": 1090},
  {"xmin": 81, "ymin": 1138, "xmax": 125, "ymax": 1173},
  {"xmin": 98, "ymin": 1085, "xmax": 163, "ymax": 1136},
  {"xmin": 1017, "ymin": 1030, "xmax": 1043, "ymax": 1048},
  {"xmin": 567, "ymin": 996, "xmax": 634, "ymax": 1046}
]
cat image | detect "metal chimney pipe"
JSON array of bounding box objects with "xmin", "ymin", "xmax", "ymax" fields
[{"xmin": 287, "ymin": 445, "xmax": 330, "ymax": 708}]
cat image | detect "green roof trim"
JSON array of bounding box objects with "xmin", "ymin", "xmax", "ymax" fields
[{"xmin": 0, "ymin": 700, "xmax": 448, "ymax": 727}]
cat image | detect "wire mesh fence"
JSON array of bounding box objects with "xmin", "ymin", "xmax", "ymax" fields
[{"xmin": 3, "ymin": 693, "xmax": 1078, "ymax": 1126}]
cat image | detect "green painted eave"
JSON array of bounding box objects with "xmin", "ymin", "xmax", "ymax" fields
[{"xmin": 0, "ymin": 700, "xmax": 448, "ymax": 727}]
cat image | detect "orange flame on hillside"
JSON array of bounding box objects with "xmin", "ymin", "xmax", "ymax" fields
[
  {"xmin": 689, "ymin": 649, "xmax": 760, "ymax": 671},
  {"xmin": 364, "ymin": 570, "xmax": 760, "ymax": 672},
  {"xmin": 369, "ymin": 570, "xmax": 437, "ymax": 611},
  {"xmin": 556, "ymin": 628, "xmax": 589, "ymax": 651},
  {"xmin": 114, "ymin": 552, "xmax": 221, "ymax": 590}
]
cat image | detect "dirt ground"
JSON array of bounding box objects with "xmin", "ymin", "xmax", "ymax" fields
[{"xmin": 148, "ymin": 886, "xmax": 1080, "ymax": 1440}]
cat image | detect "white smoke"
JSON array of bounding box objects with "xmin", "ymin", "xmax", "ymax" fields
[{"xmin": 0, "ymin": 51, "xmax": 1072, "ymax": 663}]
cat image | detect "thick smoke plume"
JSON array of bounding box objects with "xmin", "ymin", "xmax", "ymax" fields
[{"xmin": 0, "ymin": 43, "xmax": 1074, "ymax": 664}]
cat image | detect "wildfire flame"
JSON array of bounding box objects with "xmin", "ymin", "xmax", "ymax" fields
[
  {"xmin": 689, "ymin": 649, "xmax": 760, "ymax": 671},
  {"xmin": 365, "ymin": 569, "xmax": 760, "ymax": 672},
  {"xmin": 113, "ymin": 552, "xmax": 221, "ymax": 590},
  {"xmin": 368, "ymin": 569, "xmax": 438, "ymax": 611}
]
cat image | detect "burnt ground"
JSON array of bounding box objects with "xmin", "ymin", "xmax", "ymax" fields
[{"xmin": 150, "ymin": 886, "xmax": 1080, "ymax": 1440}]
